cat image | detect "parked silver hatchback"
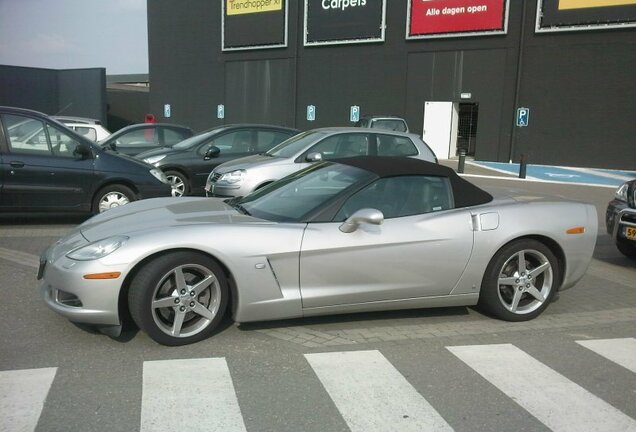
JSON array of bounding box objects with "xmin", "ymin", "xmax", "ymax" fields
[{"xmin": 205, "ymin": 127, "xmax": 436, "ymax": 197}]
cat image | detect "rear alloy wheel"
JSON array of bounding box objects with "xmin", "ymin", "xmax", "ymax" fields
[
  {"xmin": 128, "ymin": 252, "xmax": 228, "ymax": 345},
  {"xmin": 165, "ymin": 170, "xmax": 189, "ymax": 197},
  {"xmin": 93, "ymin": 184, "xmax": 136, "ymax": 213},
  {"xmin": 478, "ymin": 239, "xmax": 560, "ymax": 321}
]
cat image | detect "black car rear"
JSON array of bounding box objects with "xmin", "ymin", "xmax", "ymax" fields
[{"xmin": 606, "ymin": 179, "xmax": 636, "ymax": 258}]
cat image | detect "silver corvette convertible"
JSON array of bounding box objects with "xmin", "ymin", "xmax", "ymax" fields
[{"xmin": 39, "ymin": 157, "xmax": 598, "ymax": 345}]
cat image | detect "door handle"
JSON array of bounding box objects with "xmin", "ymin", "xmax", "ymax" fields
[{"xmin": 10, "ymin": 161, "xmax": 25, "ymax": 168}]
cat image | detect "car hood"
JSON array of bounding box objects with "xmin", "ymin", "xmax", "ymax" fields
[
  {"xmin": 214, "ymin": 153, "xmax": 281, "ymax": 174},
  {"xmin": 79, "ymin": 197, "xmax": 263, "ymax": 241},
  {"xmin": 135, "ymin": 147, "xmax": 179, "ymax": 160},
  {"xmin": 97, "ymin": 148, "xmax": 156, "ymax": 171}
]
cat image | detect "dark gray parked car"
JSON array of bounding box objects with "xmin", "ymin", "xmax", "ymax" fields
[
  {"xmin": 137, "ymin": 124, "xmax": 299, "ymax": 196},
  {"xmin": 99, "ymin": 123, "xmax": 194, "ymax": 156},
  {"xmin": 0, "ymin": 106, "xmax": 172, "ymax": 214}
]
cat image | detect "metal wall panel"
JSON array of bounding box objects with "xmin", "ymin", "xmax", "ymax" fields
[{"xmin": 225, "ymin": 59, "xmax": 295, "ymax": 126}]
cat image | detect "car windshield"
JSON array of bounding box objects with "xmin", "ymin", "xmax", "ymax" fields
[
  {"xmin": 172, "ymin": 126, "xmax": 226, "ymax": 149},
  {"xmin": 265, "ymin": 130, "xmax": 328, "ymax": 158},
  {"xmin": 231, "ymin": 162, "xmax": 375, "ymax": 222}
]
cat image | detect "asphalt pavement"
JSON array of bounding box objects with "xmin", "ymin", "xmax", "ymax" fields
[{"xmin": 0, "ymin": 172, "xmax": 634, "ymax": 432}]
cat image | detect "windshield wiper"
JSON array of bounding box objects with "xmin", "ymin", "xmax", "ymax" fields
[
  {"xmin": 224, "ymin": 197, "xmax": 251, "ymax": 215},
  {"xmin": 234, "ymin": 203, "xmax": 251, "ymax": 216}
]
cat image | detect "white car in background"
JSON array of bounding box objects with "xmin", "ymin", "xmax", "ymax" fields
[{"xmin": 64, "ymin": 123, "xmax": 111, "ymax": 142}]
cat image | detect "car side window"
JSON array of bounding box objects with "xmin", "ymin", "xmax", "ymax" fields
[
  {"xmin": 210, "ymin": 130, "xmax": 253, "ymax": 154},
  {"xmin": 256, "ymin": 130, "xmax": 292, "ymax": 153},
  {"xmin": 47, "ymin": 125, "xmax": 83, "ymax": 158},
  {"xmin": 117, "ymin": 128, "xmax": 159, "ymax": 146},
  {"xmin": 334, "ymin": 175, "xmax": 453, "ymax": 221},
  {"xmin": 2, "ymin": 114, "xmax": 52, "ymax": 156},
  {"xmin": 163, "ymin": 128, "xmax": 188, "ymax": 145},
  {"xmin": 74, "ymin": 126, "xmax": 97, "ymax": 141},
  {"xmin": 376, "ymin": 135, "xmax": 418, "ymax": 156},
  {"xmin": 308, "ymin": 133, "xmax": 372, "ymax": 160}
]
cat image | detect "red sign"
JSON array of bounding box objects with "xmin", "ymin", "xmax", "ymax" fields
[{"xmin": 409, "ymin": 0, "xmax": 506, "ymax": 37}]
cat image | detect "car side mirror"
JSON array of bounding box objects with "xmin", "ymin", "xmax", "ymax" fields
[
  {"xmin": 74, "ymin": 143, "xmax": 92, "ymax": 160},
  {"xmin": 306, "ymin": 152, "xmax": 323, "ymax": 162},
  {"xmin": 204, "ymin": 145, "xmax": 221, "ymax": 160},
  {"xmin": 339, "ymin": 208, "xmax": 384, "ymax": 233}
]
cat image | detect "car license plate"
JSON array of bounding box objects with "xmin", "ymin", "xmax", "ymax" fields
[
  {"xmin": 626, "ymin": 226, "xmax": 636, "ymax": 240},
  {"xmin": 37, "ymin": 258, "xmax": 47, "ymax": 280}
]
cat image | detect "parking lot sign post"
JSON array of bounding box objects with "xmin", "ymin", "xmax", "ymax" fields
[
  {"xmin": 516, "ymin": 107, "xmax": 529, "ymax": 127},
  {"xmin": 307, "ymin": 105, "xmax": 316, "ymax": 121},
  {"xmin": 350, "ymin": 105, "xmax": 360, "ymax": 123}
]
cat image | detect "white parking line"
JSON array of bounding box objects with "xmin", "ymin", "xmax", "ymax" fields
[
  {"xmin": 577, "ymin": 338, "xmax": 636, "ymax": 374},
  {"xmin": 305, "ymin": 350, "xmax": 453, "ymax": 432},
  {"xmin": 0, "ymin": 367, "xmax": 57, "ymax": 432},
  {"xmin": 447, "ymin": 343, "xmax": 636, "ymax": 432},
  {"xmin": 141, "ymin": 358, "xmax": 247, "ymax": 432},
  {"xmin": 0, "ymin": 247, "xmax": 39, "ymax": 269}
]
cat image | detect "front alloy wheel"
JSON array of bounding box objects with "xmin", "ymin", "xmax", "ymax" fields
[
  {"xmin": 165, "ymin": 171, "xmax": 189, "ymax": 197},
  {"xmin": 479, "ymin": 239, "xmax": 560, "ymax": 321},
  {"xmin": 129, "ymin": 252, "xmax": 228, "ymax": 345}
]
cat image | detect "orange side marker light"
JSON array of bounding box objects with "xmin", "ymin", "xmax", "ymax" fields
[
  {"xmin": 83, "ymin": 272, "xmax": 121, "ymax": 280},
  {"xmin": 566, "ymin": 227, "xmax": 585, "ymax": 235}
]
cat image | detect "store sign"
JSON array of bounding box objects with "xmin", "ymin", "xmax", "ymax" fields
[
  {"xmin": 304, "ymin": 0, "xmax": 386, "ymax": 46},
  {"xmin": 536, "ymin": 0, "xmax": 636, "ymax": 32},
  {"xmin": 222, "ymin": 0, "xmax": 288, "ymax": 51},
  {"xmin": 226, "ymin": 0, "xmax": 283, "ymax": 15},
  {"xmin": 407, "ymin": 0, "xmax": 508, "ymax": 39}
]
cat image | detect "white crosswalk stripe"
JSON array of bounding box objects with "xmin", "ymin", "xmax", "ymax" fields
[
  {"xmin": 576, "ymin": 337, "xmax": 636, "ymax": 374},
  {"xmin": 4, "ymin": 339, "xmax": 636, "ymax": 432},
  {"xmin": 140, "ymin": 358, "xmax": 247, "ymax": 432},
  {"xmin": 0, "ymin": 367, "xmax": 57, "ymax": 432},
  {"xmin": 447, "ymin": 343, "xmax": 636, "ymax": 432},
  {"xmin": 305, "ymin": 350, "xmax": 453, "ymax": 432}
]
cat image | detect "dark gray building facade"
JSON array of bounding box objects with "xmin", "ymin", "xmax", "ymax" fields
[
  {"xmin": 0, "ymin": 65, "xmax": 107, "ymax": 124},
  {"xmin": 147, "ymin": 0, "xmax": 636, "ymax": 169}
]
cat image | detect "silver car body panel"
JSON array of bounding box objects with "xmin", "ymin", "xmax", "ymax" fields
[
  {"xmin": 206, "ymin": 128, "xmax": 436, "ymax": 197},
  {"xmin": 40, "ymin": 191, "xmax": 597, "ymax": 328}
]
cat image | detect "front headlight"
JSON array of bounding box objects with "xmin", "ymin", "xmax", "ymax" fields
[
  {"xmin": 144, "ymin": 154, "xmax": 166, "ymax": 165},
  {"xmin": 66, "ymin": 236, "xmax": 128, "ymax": 261},
  {"xmin": 219, "ymin": 169, "xmax": 246, "ymax": 184},
  {"xmin": 150, "ymin": 168, "xmax": 169, "ymax": 184},
  {"xmin": 615, "ymin": 182, "xmax": 629, "ymax": 202}
]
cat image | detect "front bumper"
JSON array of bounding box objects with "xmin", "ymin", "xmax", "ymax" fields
[
  {"xmin": 138, "ymin": 183, "xmax": 172, "ymax": 200},
  {"xmin": 606, "ymin": 200, "xmax": 636, "ymax": 243},
  {"xmin": 39, "ymin": 246, "xmax": 125, "ymax": 326}
]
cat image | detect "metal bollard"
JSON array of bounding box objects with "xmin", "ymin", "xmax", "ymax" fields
[
  {"xmin": 458, "ymin": 149, "xmax": 466, "ymax": 174},
  {"xmin": 519, "ymin": 154, "xmax": 527, "ymax": 179}
]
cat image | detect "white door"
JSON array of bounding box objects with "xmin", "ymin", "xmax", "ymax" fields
[{"xmin": 422, "ymin": 102, "xmax": 458, "ymax": 160}]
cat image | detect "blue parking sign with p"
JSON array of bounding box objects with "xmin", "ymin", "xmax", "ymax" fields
[
  {"xmin": 516, "ymin": 107, "xmax": 529, "ymax": 127},
  {"xmin": 307, "ymin": 105, "xmax": 316, "ymax": 121},
  {"xmin": 217, "ymin": 104, "xmax": 225, "ymax": 119}
]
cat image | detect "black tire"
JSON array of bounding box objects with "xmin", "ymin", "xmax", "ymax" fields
[
  {"xmin": 616, "ymin": 238, "xmax": 636, "ymax": 259},
  {"xmin": 92, "ymin": 184, "xmax": 136, "ymax": 214},
  {"xmin": 128, "ymin": 251, "xmax": 229, "ymax": 346},
  {"xmin": 165, "ymin": 170, "xmax": 190, "ymax": 197},
  {"xmin": 478, "ymin": 239, "xmax": 560, "ymax": 322}
]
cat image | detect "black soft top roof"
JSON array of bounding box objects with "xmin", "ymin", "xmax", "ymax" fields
[{"xmin": 336, "ymin": 156, "xmax": 493, "ymax": 208}]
